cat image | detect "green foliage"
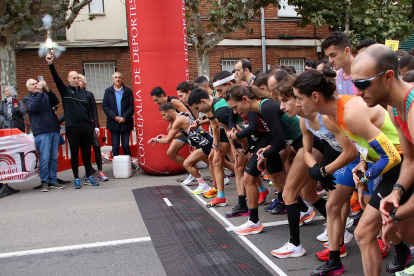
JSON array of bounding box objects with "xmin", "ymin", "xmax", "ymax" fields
[{"xmin": 288, "ymin": 0, "xmax": 413, "ymax": 48}]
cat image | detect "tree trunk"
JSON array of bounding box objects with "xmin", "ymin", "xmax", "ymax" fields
[
  {"xmin": 345, "ymin": 11, "xmax": 350, "ymax": 32},
  {"xmin": 0, "ymin": 42, "xmax": 17, "ymax": 96},
  {"xmin": 196, "ymin": 50, "xmax": 210, "ymax": 79}
]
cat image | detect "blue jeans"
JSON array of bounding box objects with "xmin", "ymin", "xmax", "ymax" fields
[
  {"xmin": 35, "ymin": 131, "xmax": 60, "ymax": 183},
  {"xmin": 110, "ymin": 130, "xmax": 131, "ymax": 156}
]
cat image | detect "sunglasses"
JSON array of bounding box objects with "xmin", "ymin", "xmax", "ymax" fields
[{"xmin": 352, "ymin": 67, "xmax": 393, "ymax": 90}]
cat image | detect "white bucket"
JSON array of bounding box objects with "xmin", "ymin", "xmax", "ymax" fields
[{"xmin": 112, "ymin": 155, "xmax": 132, "ymax": 178}]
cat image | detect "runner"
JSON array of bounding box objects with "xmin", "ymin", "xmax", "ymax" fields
[
  {"xmin": 188, "ymin": 87, "xmax": 235, "ymax": 208},
  {"xmin": 321, "ymin": 31, "xmax": 355, "ymax": 95},
  {"xmin": 235, "ymin": 58, "xmax": 256, "ymax": 87},
  {"xmin": 293, "ymin": 64, "xmax": 405, "ymax": 276},
  {"xmin": 148, "ymin": 102, "xmax": 214, "ymax": 195},
  {"xmin": 150, "ymin": 86, "xmax": 196, "ymax": 185},
  {"xmin": 351, "ymin": 44, "xmax": 414, "ymax": 275},
  {"xmin": 269, "ymin": 76, "xmax": 328, "ymax": 259}
]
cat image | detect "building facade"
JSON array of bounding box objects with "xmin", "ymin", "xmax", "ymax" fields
[{"xmin": 15, "ymin": 1, "xmax": 330, "ymax": 126}]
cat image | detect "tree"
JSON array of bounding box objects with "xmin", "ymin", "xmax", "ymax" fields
[
  {"xmin": 0, "ymin": 0, "xmax": 93, "ymax": 89},
  {"xmin": 287, "ymin": 0, "xmax": 413, "ymax": 48},
  {"xmin": 185, "ymin": 0, "xmax": 280, "ymax": 77}
]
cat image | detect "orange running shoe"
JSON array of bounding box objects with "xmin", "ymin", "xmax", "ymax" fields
[
  {"xmin": 316, "ymin": 244, "xmax": 347, "ymax": 261},
  {"xmin": 203, "ymin": 187, "xmax": 217, "ymax": 198},
  {"xmin": 263, "ymin": 174, "xmax": 270, "ymax": 180},
  {"xmin": 206, "ymin": 196, "xmax": 227, "ymax": 208},
  {"xmin": 350, "ymin": 191, "xmax": 361, "ymax": 216}
]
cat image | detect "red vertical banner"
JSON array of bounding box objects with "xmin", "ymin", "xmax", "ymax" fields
[{"xmin": 126, "ymin": 0, "xmax": 190, "ymax": 175}]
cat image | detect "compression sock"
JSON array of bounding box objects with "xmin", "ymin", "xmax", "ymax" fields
[
  {"xmin": 286, "ymin": 203, "xmax": 301, "ymax": 246},
  {"xmin": 238, "ymin": 195, "xmax": 247, "ymax": 208},
  {"xmin": 218, "ymin": 191, "xmax": 225, "ymax": 199},
  {"xmin": 329, "ymin": 250, "xmax": 341, "ymax": 263},
  {"xmin": 395, "ymin": 241, "xmax": 409, "ymax": 253},
  {"xmin": 196, "ymin": 177, "xmax": 205, "ymax": 184},
  {"xmin": 297, "ymin": 196, "xmax": 309, "ymax": 212},
  {"xmin": 312, "ymin": 197, "xmax": 327, "ymax": 218},
  {"xmin": 258, "ymin": 184, "xmax": 267, "ymax": 193},
  {"xmin": 278, "ymin": 190, "xmax": 284, "ymax": 202},
  {"xmin": 250, "ymin": 208, "xmax": 259, "ymax": 224}
]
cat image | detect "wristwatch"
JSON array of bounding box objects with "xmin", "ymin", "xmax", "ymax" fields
[
  {"xmin": 213, "ymin": 143, "xmax": 220, "ymax": 148},
  {"xmin": 359, "ymin": 176, "xmax": 368, "ymax": 186},
  {"xmin": 390, "ymin": 208, "xmax": 401, "ymax": 223},
  {"xmin": 392, "ymin": 184, "xmax": 405, "ymax": 196}
]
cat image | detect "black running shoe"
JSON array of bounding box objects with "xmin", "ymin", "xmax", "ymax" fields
[
  {"xmin": 270, "ymin": 201, "xmax": 286, "ymax": 215},
  {"xmin": 386, "ymin": 248, "xmax": 412, "ymax": 273},
  {"xmin": 311, "ymin": 260, "xmax": 344, "ymax": 276},
  {"xmin": 225, "ymin": 205, "xmax": 250, "ymax": 218}
]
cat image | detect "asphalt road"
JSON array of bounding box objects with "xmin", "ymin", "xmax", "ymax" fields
[{"xmin": 1, "ymin": 165, "xmax": 412, "ymax": 276}]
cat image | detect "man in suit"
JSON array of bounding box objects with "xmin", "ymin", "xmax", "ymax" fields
[{"xmin": 102, "ymin": 72, "xmax": 135, "ymax": 168}]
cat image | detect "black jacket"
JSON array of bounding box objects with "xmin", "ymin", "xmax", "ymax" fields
[
  {"xmin": 102, "ymin": 84, "xmax": 134, "ymax": 132},
  {"xmin": 58, "ymin": 90, "xmax": 99, "ymax": 128},
  {"xmin": 49, "ymin": 64, "xmax": 94, "ymax": 128},
  {"xmin": 22, "ymin": 90, "xmax": 61, "ymax": 135}
]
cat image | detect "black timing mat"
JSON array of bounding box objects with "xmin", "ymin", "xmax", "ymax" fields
[{"xmin": 133, "ymin": 185, "xmax": 273, "ymax": 276}]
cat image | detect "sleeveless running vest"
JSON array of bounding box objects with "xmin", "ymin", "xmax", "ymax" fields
[
  {"xmin": 336, "ymin": 95, "xmax": 401, "ymax": 162},
  {"xmin": 392, "ymin": 85, "xmax": 414, "ymax": 144},
  {"xmin": 260, "ymin": 99, "xmax": 302, "ymax": 142},
  {"xmin": 176, "ymin": 112, "xmax": 210, "ymax": 147},
  {"xmin": 304, "ymin": 114, "xmax": 342, "ymax": 152}
]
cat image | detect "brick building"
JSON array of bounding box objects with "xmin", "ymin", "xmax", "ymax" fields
[{"xmin": 13, "ymin": 1, "xmax": 330, "ymax": 126}]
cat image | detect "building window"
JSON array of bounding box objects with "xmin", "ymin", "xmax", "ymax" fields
[
  {"xmin": 278, "ymin": 0, "xmax": 301, "ymax": 18},
  {"xmin": 89, "ymin": 0, "xmax": 105, "ymax": 14},
  {"xmin": 279, "ymin": 59, "xmax": 305, "ymax": 75},
  {"xmin": 83, "ymin": 62, "xmax": 115, "ymax": 100},
  {"xmin": 221, "ymin": 59, "xmax": 239, "ymax": 72}
]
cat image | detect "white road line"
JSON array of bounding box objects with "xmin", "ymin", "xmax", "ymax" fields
[
  {"xmin": 163, "ymin": 197, "xmax": 173, "ymax": 206},
  {"xmin": 225, "ymin": 216, "xmax": 325, "ymax": 231},
  {"xmin": 0, "ymin": 237, "xmax": 151, "ymax": 259},
  {"xmin": 181, "ymin": 184, "xmax": 287, "ymax": 276}
]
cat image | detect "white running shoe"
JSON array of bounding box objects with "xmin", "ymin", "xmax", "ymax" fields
[
  {"xmin": 323, "ymin": 230, "xmax": 354, "ymax": 248},
  {"xmin": 182, "ymin": 174, "xmax": 196, "ymax": 185},
  {"xmin": 233, "ymin": 219, "xmax": 264, "ymax": 236},
  {"xmin": 191, "ymin": 183, "xmax": 210, "ymax": 194},
  {"xmin": 317, "ymin": 224, "xmax": 328, "ymax": 242},
  {"xmin": 224, "ymin": 176, "xmax": 230, "ymax": 185},
  {"xmin": 271, "ymin": 242, "xmax": 306, "ymax": 258},
  {"xmin": 346, "ymin": 216, "xmax": 354, "ymax": 228},
  {"xmin": 195, "ymin": 161, "xmax": 208, "ymax": 169},
  {"xmin": 299, "ymin": 207, "xmax": 315, "ymax": 226}
]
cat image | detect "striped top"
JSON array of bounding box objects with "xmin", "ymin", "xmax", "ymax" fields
[{"xmin": 392, "ymin": 85, "xmax": 414, "ymax": 144}]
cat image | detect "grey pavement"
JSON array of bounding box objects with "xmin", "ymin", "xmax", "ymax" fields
[{"xmin": 1, "ymin": 165, "xmax": 413, "ymax": 276}]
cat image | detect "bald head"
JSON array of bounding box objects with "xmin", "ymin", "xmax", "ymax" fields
[
  {"xmin": 68, "ymin": 71, "xmax": 80, "ymax": 87},
  {"xmin": 354, "ymin": 44, "xmax": 400, "ymax": 79}
]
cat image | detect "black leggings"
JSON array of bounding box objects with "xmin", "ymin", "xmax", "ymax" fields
[
  {"xmin": 66, "ymin": 126, "xmax": 94, "ymax": 179},
  {"xmin": 92, "ymin": 133, "xmax": 102, "ymax": 171}
]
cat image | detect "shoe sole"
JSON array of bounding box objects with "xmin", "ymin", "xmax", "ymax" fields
[
  {"xmin": 203, "ymin": 194, "xmax": 217, "ymax": 198},
  {"xmin": 41, "ymin": 189, "xmax": 49, "ymax": 192},
  {"xmin": 85, "ymin": 184, "xmax": 99, "ymax": 186},
  {"xmin": 50, "ymin": 186, "xmax": 65, "ymax": 189},
  {"xmin": 299, "ymin": 211, "xmax": 315, "ymax": 226},
  {"xmin": 225, "ymin": 211, "xmax": 250, "ymax": 218},
  {"xmin": 234, "ymin": 227, "xmax": 264, "ymax": 236},
  {"xmin": 206, "ymin": 202, "xmax": 228, "ymax": 208},
  {"xmin": 271, "ymin": 249, "xmax": 306, "ymax": 259},
  {"xmin": 74, "ymin": 186, "xmax": 81, "ymax": 189},
  {"xmin": 320, "ymin": 265, "xmax": 345, "ymax": 275},
  {"xmin": 318, "ymin": 237, "xmax": 329, "ymax": 242}
]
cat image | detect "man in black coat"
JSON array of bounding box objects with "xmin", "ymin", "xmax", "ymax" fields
[{"xmin": 102, "ymin": 72, "xmax": 134, "ymax": 164}]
